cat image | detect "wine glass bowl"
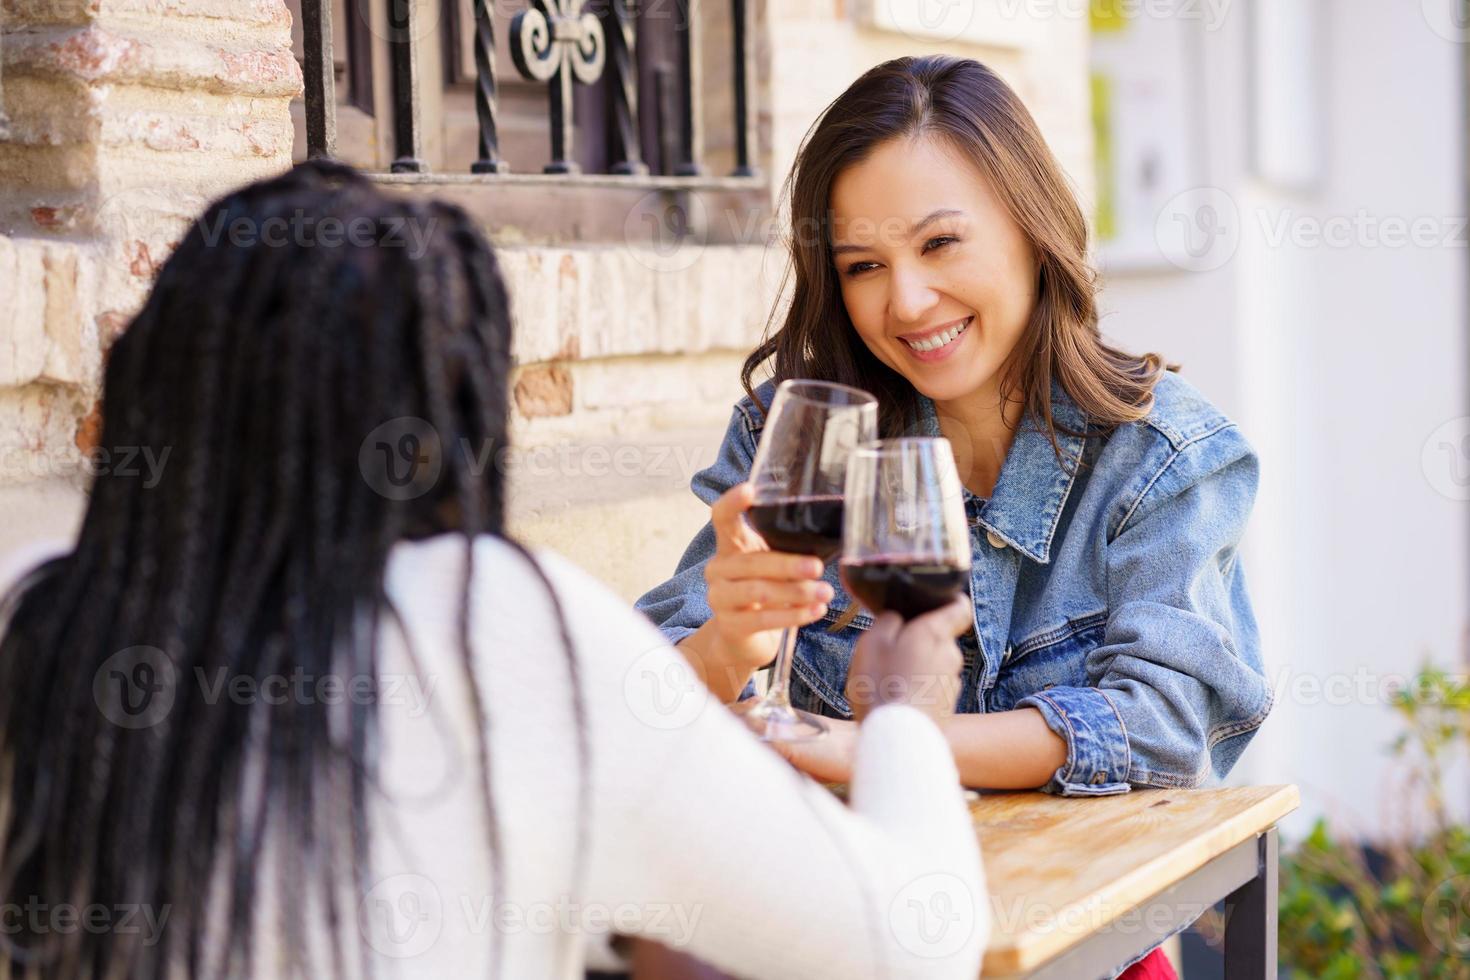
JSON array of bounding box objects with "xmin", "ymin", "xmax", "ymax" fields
[
  {"xmin": 840, "ymin": 438, "xmax": 971, "ymax": 621},
  {"xmin": 745, "ymin": 497, "xmax": 846, "ymax": 563},
  {"xmin": 741, "ymin": 380, "xmax": 878, "ymax": 742}
]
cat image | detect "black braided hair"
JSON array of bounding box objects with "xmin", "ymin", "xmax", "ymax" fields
[{"xmin": 0, "ymin": 160, "xmax": 590, "ymax": 980}]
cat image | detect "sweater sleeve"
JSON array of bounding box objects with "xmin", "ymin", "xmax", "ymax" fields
[{"xmin": 542, "ymin": 551, "xmax": 988, "ymax": 980}]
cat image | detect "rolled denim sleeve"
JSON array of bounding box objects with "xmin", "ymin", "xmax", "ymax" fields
[
  {"xmin": 1017, "ymin": 686, "xmax": 1133, "ymax": 795},
  {"xmin": 633, "ymin": 397, "xmax": 761, "ymax": 645},
  {"xmin": 1016, "ymin": 428, "xmax": 1273, "ymax": 796}
]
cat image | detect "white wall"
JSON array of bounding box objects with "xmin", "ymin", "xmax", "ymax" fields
[
  {"xmin": 766, "ymin": 1, "xmax": 1093, "ymax": 219},
  {"xmin": 1096, "ymin": 0, "xmax": 1469, "ymax": 840}
]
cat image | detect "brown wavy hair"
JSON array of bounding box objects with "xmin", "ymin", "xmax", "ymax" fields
[{"xmin": 741, "ymin": 55, "xmax": 1172, "ymax": 458}]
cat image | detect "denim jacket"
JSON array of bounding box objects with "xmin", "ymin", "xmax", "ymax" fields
[{"xmin": 635, "ymin": 372, "xmax": 1273, "ymax": 796}]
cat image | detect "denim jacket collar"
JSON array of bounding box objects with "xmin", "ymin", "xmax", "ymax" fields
[{"xmin": 915, "ymin": 381, "xmax": 1088, "ymax": 565}]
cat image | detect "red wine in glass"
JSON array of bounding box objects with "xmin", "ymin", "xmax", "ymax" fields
[
  {"xmin": 843, "ymin": 438, "xmax": 972, "ymax": 622},
  {"xmin": 840, "ymin": 558, "xmax": 968, "ymax": 620},
  {"xmin": 746, "ymin": 495, "xmax": 845, "ymax": 563},
  {"xmin": 743, "ymin": 380, "xmax": 877, "ymax": 743}
]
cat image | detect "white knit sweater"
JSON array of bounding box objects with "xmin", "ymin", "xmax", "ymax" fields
[{"xmin": 3, "ymin": 535, "xmax": 988, "ymax": 979}]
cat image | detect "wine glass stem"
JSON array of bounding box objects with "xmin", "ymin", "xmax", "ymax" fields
[{"xmin": 765, "ymin": 627, "xmax": 797, "ymax": 709}]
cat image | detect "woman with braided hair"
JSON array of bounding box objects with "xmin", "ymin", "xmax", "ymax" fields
[{"xmin": 0, "ymin": 162, "xmax": 985, "ymax": 980}]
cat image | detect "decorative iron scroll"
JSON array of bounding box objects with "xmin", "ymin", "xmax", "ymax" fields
[{"xmin": 511, "ymin": 0, "xmax": 608, "ymax": 174}]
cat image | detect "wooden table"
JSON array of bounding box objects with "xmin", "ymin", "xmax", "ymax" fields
[{"xmin": 973, "ymin": 784, "xmax": 1299, "ymax": 979}]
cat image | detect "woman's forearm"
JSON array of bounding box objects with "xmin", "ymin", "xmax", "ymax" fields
[
  {"xmin": 937, "ymin": 708, "xmax": 1070, "ymax": 789},
  {"xmin": 676, "ymin": 623, "xmax": 757, "ymax": 704},
  {"xmin": 678, "ymin": 625, "xmax": 1072, "ymax": 789}
]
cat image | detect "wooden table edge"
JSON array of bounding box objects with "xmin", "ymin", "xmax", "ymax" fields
[{"xmin": 979, "ymin": 784, "xmax": 1301, "ymax": 976}]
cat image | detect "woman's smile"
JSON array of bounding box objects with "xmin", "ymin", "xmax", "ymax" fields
[
  {"xmin": 829, "ymin": 134, "xmax": 1037, "ymax": 407},
  {"xmin": 899, "ymin": 314, "xmax": 974, "ymax": 362}
]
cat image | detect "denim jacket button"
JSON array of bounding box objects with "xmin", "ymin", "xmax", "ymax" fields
[
  {"xmin": 1091, "ymin": 772, "xmax": 1107, "ymax": 785},
  {"xmin": 985, "ymin": 529, "xmax": 1006, "ymax": 549}
]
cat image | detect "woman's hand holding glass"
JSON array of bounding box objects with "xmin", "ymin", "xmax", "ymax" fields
[
  {"xmin": 766, "ymin": 598, "xmax": 972, "ymax": 784},
  {"xmin": 698, "ymin": 482, "xmax": 836, "ymax": 683},
  {"xmin": 844, "ymin": 597, "xmax": 971, "ymax": 726}
]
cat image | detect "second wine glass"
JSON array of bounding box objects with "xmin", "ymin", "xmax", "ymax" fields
[
  {"xmin": 743, "ymin": 379, "xmax": 877, "ymax": 742},
  {"xmin": 840, "ymin": 438, "xmax": 972, "ymax": 621}
]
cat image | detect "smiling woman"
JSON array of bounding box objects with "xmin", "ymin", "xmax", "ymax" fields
[
  {"xmin": 635, "ymin": 58, "xmax": 1270, "ymax": 977},
  {"xmin": 745, "ymin": 56, "xmax": 1169, "ymax": 486},
  {"xmin": 636, "ymin": 47, "xmax": 1271, "ymax": 863},
  {"xmin": 827, "ymin": 136, "xmax": 1038, "ymax": 494}
]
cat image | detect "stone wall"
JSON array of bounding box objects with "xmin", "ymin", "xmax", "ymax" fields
[{"xmin": 0, "ymin": 0, "xmax": 301, "ymax": 550}]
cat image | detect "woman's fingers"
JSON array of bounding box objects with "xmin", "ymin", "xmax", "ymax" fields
[
  {"xmin": 845, "ymin": 600, "xmax": 971, "ymax": 724},
  {"xmin": 719, "ymin": 605, "xmax": 830, "ymax": 636},
  {"xmin": 863, "ymin": 611, "xmax": 904, "ymax": 648},
  {"xmin": 904, "ymin": 595, "xmax": 975, "ymax": 643},
  {"xmin": 710, "ymin": 483, "xmax": 762, "ymax": 556},
  {"xmin": 702, "ymin": 484, "xmax": 834, "ymax": 653},
  {"xmin": 708, "ymin": 577, "xmax": 833, "ymax": 612},
  {"xmin": 711, "ymin": 550, "xmax": 824, "ymax": 583}
]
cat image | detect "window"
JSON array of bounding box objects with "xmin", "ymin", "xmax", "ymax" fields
[{"xmin": 288, "ymin": 0, "xmax": 769, "ymax": 244}]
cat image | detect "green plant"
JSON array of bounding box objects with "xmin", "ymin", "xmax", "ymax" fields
[{"xmin": 1273, "ymin": 666, "xmax": 1470, "ymax": 978}]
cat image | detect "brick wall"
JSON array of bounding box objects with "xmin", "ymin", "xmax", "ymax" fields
[{"xmin": 0, "ymin": 0, "xmax": 301, "ymax": 548}]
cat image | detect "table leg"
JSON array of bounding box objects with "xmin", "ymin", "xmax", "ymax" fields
[{"xmin": 1223, "ymin": 827, "xmax": 1278, "ymax": 977}]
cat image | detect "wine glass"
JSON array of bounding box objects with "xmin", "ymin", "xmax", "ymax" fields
[
  {"xmin": 840, "ymin": 438, "xmax": 971, "ymax": 621},
  {"xmin": 743, "ymin": 379, "xmax": 878, "ymax": 742}
]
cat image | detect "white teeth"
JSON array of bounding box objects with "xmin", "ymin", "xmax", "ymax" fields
[{"xmin": 905, "ymin": 318, "xmax": 969, "ymax": 353}]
